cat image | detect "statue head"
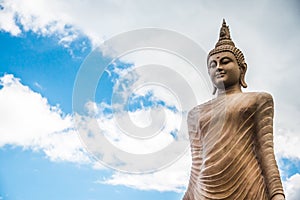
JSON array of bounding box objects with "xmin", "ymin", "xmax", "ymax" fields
[{"xmin": 207, "ymin": 19, "xmax": 247, "ymax": 94}]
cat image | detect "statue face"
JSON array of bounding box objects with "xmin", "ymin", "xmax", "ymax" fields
[{"xmin": 208, "ymin": 51, "xmax": 241, "ymax": 90}]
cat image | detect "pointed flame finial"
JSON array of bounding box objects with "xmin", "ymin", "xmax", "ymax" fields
[{"xmin": 215, "ymin": 18, "xmax": 235, "ymax": 47}]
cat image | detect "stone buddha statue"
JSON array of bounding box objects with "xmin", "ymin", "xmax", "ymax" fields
[{"xmin": 183, "ymin": 20, "xmax": 285, "ymax": 200}]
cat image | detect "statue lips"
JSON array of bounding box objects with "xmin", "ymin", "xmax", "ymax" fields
[{"xmin": 215, "ymin": 71, "xmax": 226, "ymax": 78}]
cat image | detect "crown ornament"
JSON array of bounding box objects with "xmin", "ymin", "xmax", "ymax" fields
[{"xmin": 208, "ymin": 19, "xmax": 245, "ymax": 68}]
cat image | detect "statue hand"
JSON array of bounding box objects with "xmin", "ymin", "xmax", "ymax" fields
[{"xmin": 271, "ymin": 194, "xmax": 285, "ymax": 200}]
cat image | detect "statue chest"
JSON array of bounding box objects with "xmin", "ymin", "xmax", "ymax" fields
[{"xmin": 198, "ymin": 94, "xmax": 257, "ymax": 142}]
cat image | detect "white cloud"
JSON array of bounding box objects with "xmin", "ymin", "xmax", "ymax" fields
[
  {"xmin": 1, "ymin": 0, "xmax": 296, "ymax": 50},
  {"xmin": 0, "ymin": 0, "xmax": 71, "ymax": 35},
  {"xmin": 275, "ymin": 127, "xmax": 300, "ymax": 160},
  {"xmin": 0, "ymin": 74, "xmax": 90, "ymax": 164},
  {"xmin": 99, "ymin": 151, "xmax": 191, "ymax": 193},
  {"xmin": 101, "ymin": 109, "xmax": 181, "ymax": 154},
  {"xmin": 75, "ymin": 95, "xmax": 189, "ymax": 173},
  {"xmin": 117, "ymin": 49, "xmax": 211, "ymax": 106},
  {"xmin": 0, "ymin": 3, "xmax": 21, "ymax": 35},
  {"xmin": 283, "ymin": 173, "xmax": 300, "ymax": 200}
]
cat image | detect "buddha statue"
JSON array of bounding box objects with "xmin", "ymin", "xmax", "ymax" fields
[{"xmin": 183, "ymin": 19, "xmax": 285, "ymax": 200}]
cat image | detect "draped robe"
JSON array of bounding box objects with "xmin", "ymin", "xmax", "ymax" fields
[{"xmin": 183, "ymin": 92, "xmax": 284, "ymax": 200}]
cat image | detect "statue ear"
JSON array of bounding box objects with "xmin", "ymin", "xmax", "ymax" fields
[
  {"xmin": 212, "ymin": 86, "xmax": 217, "ymax": 95},
  {"xmin": 207, "ymin": 65, "xmax": 217, "ymax": 95},
  {"xmin": 240, "ymin": 63, "xmax": 248, "ymax": 88}
]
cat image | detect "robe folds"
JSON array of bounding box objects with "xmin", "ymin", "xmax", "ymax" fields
[{"xmin": 183, "ymin": 92, "xmax": 284, "ymax": 200}]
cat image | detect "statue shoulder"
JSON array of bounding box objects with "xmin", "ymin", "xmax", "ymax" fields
[
  {"xmin": 188, "ymin": 105, "xmax": 202, "ymax": 120},
  {"xmin": 244, "ymin": 92, "xmax": 274, "ymax": 111},
  {"xmin": 241, "ymin": 92, "xmax": 273, "ymax": 104},
  {"xmin": 188, "ymin": 100, "xmax": 211, "ymax": 115},
  {"xmin": 253, "ymin": 92, "xmax": 274, "ymax": 104},
  {"xmin": 187, "ymin": 104, "xmax": 204, "ymax": 123}
]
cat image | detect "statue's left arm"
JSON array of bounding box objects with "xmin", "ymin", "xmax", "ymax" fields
[
  {"xmin": 182, "ymin": 106, "xmax": 203, "ymax": 200},
  {"xmin": 255, "ymin": 93, "xmax": 285, "ymax": 200}
]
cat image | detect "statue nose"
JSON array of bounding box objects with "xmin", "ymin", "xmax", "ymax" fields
[{"xmin": 216, "ymin": 64, "xmax": 223, "ymax": 70}]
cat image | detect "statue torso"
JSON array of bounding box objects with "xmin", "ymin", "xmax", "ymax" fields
[{"xmin": 185, "ymin": 92, "xmax": 270, "ymax": 200}]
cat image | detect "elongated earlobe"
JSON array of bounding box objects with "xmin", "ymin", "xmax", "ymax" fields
[
  {"xmin": 240, "ymin": 74, "xmax": 247, "ymax": 88},
  {"xmin": 240, "ymin": 63, "xmax": 248, "ymax": 88}
]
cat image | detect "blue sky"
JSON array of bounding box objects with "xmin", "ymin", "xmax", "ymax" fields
[
  {"xmin": 0, "ymin": 30, "xmax": 184, "ymax": 200},
  {"xmin": 0, "ymin": 30, "xmax": 91, "ymax": 112},
  {"xmin": 0, "ymin": 0, "xmax": 300, "ymax": 200},
  {"xmin": 0, "ymin": 148, "xmax": 179, "ymax": 200}
]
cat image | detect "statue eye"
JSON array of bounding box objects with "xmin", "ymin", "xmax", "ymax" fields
[
  {"xmin": 221, "ymin": 58, "xmax": 231, "ymax": 64},
  {"xmin": 209, "ymin": 61, "xmax": 217, "ymax": 68}
]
